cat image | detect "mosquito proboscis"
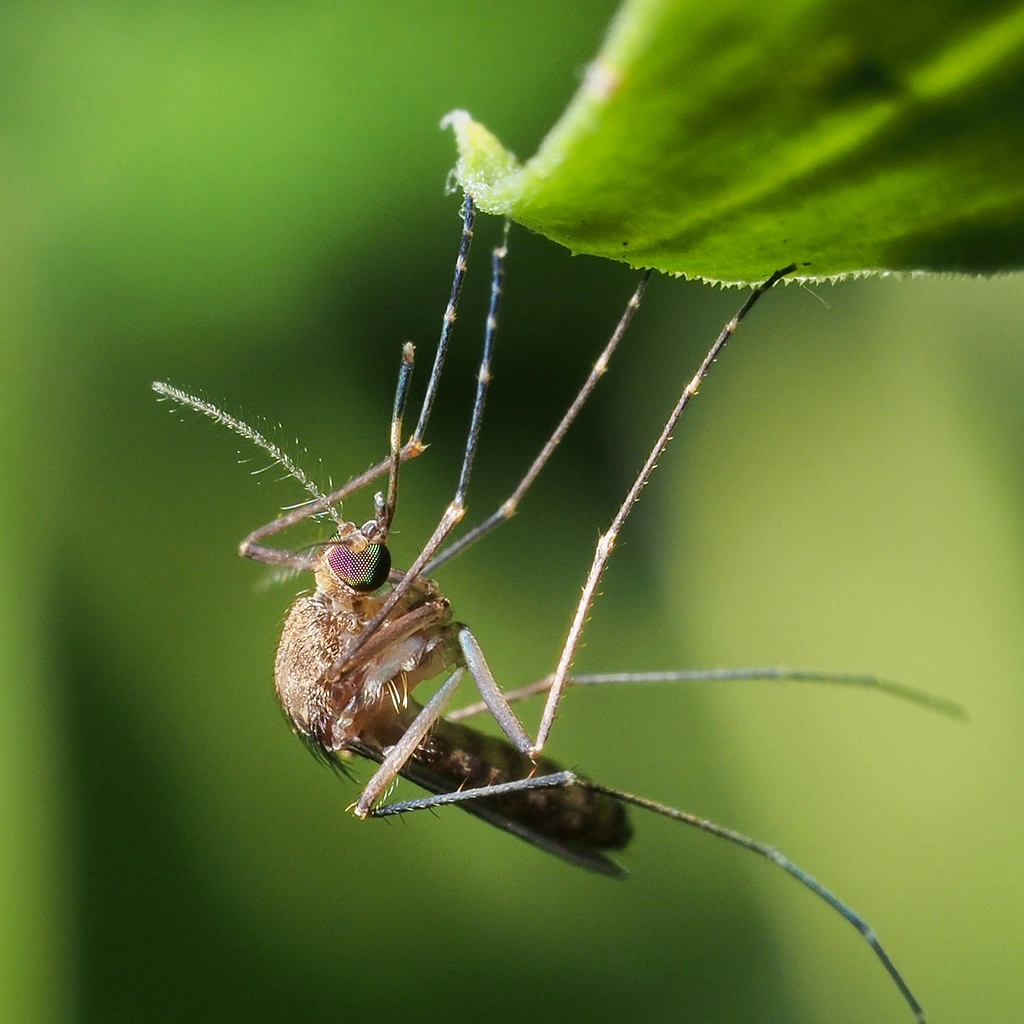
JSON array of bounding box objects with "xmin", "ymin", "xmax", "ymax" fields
[{"xmin": 153, "ymin": 194, "xmax": 963, "ymax": 1023}]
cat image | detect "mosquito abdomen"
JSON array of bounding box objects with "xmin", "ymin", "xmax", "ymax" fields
[{"xmin": 411, "ymin": 715, "xmax": 632, "ymax": 852}]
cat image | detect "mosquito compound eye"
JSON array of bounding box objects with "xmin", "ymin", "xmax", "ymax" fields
[{"xmin": 327, "ymin": 543, "xmax": 391, "ymax": 592}]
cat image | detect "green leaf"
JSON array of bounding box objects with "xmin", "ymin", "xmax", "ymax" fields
[{"xmin": 446, "ymin": 0, "xmax": 1024, "ymax": 282}]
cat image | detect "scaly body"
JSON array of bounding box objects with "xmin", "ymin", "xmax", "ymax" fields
[{"xmin": 274, "ymin": 548, "xmax": 630, "ymax": 870}]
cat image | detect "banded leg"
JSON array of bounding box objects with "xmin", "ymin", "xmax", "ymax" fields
[
  {"xmin": 340, "ymin": 225, "xmax": 510, "ymax": 669},
  {"xmin": 375, "ymin": 341, "xmax": 416, "ymax": 541},
  {"xmin": 352, "ymin": 668, "xmax": 465, "ymax": 816},
  {"xmin": 424, "ymin": 268, "xmax": 653, "ymax": 575},
  {"xmin": 444, "ymin": 668, "xmax": 967, "ymax": 724},
  {"xmin": 368, "ymin": 772, "xmax": 927, "ymax": 1024},
  {"xmin": 411, "ymin": 194, "xmax": 477, "ymax": 446},
  {"xmin": 532, "ymin": 266, "xmax": 797, "ymax": 756}
]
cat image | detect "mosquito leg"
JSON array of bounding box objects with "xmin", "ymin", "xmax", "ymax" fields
[
  {"xmin": 445, "ymin": 668, "xmax": 966, "ymax": 723},
  {"xmin": 423, "ymin": 269, "xmax": 653, "ymax": 576},
  {"xmin": 351, "ymin": 667, "xmax": 465, "ymax": 817},
  {"xmin": 457, "ymin": 626, "xmax": 533, "ymax": 753},
  {"xmin": 376, "ymin": 341, "xmax": 416, "ymax": 540},
  {"xmin": 340, "ymin": 227, "xmax": 509, "ymax": 670},
  {"xmin": 370, "ymin": 772, "xmax": 926, "ymax": 1023},
  {"xmin": 445, "ymin": 677, "xmax": 556, "ymax": 721},
  {"xmin": 531, "ymin": 265, "xmax": 797, "ymax": 756},
  {"xmin": 454, "ymin": 219, "xmax": 508, "ymax": 503},
  {"xmin": 586, "ymin": 779, "xmax": 928, "ymax": 1024},
  {"xmin": 332, "ymin": 191, "xmax": 477, "ymax": 517},
  {"xmin": 411, "ymin": 193, "xmax": 476, "ymax": 446}
]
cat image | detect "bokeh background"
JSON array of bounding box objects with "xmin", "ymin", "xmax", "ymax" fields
[{"xmin": 2, "ymin": 4, "xmax": 1022, "ymax": 1023}]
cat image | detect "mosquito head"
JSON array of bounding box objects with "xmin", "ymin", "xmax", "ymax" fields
[{"xmin": 324, "ymin": 540, "xmax": 392, "ymax": 593}]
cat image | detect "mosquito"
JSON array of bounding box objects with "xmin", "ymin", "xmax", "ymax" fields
[{"xmin": 154, "ymin": 194, "xmax": 962, "ymax": 1023}]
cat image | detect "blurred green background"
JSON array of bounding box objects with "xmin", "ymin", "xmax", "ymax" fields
[{"xmin": 2, "ymin": 4, "xmax": 1022, "ymax": 1023}]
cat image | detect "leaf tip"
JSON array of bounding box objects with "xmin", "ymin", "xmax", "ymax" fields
[{"xmin": 441, "ymin": 109, "xmax": 521, "ymax": 214}]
